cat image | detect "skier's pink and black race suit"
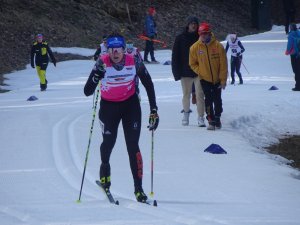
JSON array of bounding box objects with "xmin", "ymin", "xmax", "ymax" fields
[{"xmin": 84, "ymin": 53, "xmax": 157, "ymax": 190}]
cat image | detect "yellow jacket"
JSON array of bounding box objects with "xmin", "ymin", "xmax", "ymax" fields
[{"xmin": 189, "ymin": 33, "xmax": 228, "ymax": 85}]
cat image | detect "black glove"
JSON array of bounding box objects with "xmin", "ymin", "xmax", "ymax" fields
[
  {"xmin": 92, "ymin": 63, "xmax": 106, "ymax": 83},
  {"xmin": 237, "ymin": 52, "xmax": 241, "ymax": 57},
  {"xmin": 31, "ymin": 63, "xmax": 35, "ymax": 68},
  {"xmin": 148, "ymin": 109, "xmax": 159, "ymax": 131}
]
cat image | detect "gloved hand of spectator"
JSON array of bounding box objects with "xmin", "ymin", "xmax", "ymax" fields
[{"xmin": 148, "ymin": 109, "xmax": 159, "ymax": 131}]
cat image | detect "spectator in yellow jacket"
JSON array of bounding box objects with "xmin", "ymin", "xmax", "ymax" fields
[{"xmin": 189, "ymin": 22, "xmax": 228, "ymax": 130}]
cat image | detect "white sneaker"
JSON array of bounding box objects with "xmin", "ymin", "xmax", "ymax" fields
[
  {"xmin": 197, "ymin": 117, "xmax": 206, "ymax": 127},
  {"xmin": 182, "ymin": 112, "xmax": 190, "ymax": 126}
]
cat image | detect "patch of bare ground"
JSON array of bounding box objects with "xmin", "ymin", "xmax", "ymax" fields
[{"xmin": 266, "ymin": 135, "xmax": 300, "ymax": 170}]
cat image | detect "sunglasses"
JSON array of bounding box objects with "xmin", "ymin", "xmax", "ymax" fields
[{"xmin": 108, "ymin": 47, "xmax": 124, "ymax": 54}]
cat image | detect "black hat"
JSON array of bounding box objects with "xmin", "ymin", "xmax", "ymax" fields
[{"xmin": 187, "ymin": 16, "xmax": 199, "ymax": 26}]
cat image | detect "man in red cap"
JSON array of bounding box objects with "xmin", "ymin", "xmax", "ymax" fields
[
  {"xmin": 144, "ymin": 6, "xmax": 159, "ymax": 63},
  {"xmin": 189, "ymin": 22, "xmax": 228, "ymax": 130}
]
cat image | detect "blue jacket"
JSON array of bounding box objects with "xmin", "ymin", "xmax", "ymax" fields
[
  {"xmin": 286, "ymin": 30, "xmax": 300, "ymax": 56},
  {"xmin": 145, "ymin": 15, "xmax": 157, "ymax": 37}
]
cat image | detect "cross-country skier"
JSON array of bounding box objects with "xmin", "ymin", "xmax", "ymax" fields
[
  {"xmin": 225, "ymin": 33, "xmax": 245, "ymax": 85},
  {"xmin": 30, "ymin": 34, "xmax": 56, "ymax": 91},
  {"xmin": 93, "ymin": 35, "xmax": 108, "ymax": 61},
  {"xmin": 84, "ymin": 33, "xmax": 159, "ymax": 203}
]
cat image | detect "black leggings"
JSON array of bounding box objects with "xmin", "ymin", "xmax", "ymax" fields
[
  {"xmin": 230, "ymin": 56, "xmax": 242, "ymax": 81},
  {"xmin": 98, "ymin": 94, "xmax": 143, "ymax": 189}
]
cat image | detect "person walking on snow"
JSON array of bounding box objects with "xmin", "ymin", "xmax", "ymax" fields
[
  {"xmin": 84, "ymin": 33, "xmax": 159, "ymax": 203},
  {"xmin": 285, "ymin": 23, "xmax": 300, "ymax": 91},
  {"xmin": 30, "ymin": 33, "xmax": 56, "ymax": 91},
  {"xmin": 189, "ymin": 22, "xmax": 228, "ymax": 130},
  {"xmin": 172, "ymin": 16, "xmax": 206, "ymax": 127},
  {"xmin": 144, "ymin": 6, "xmax": 159, "ymax": 63},
  {"xmin": 225, "ymin": 33, "xmax": 245, "ymax": 85},
  {"xmin": 93, "ymin": 35, "xmax": 108, "ymax": 61}
]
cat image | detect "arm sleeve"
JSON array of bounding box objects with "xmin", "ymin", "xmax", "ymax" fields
[
  {"xmin": 136, "ymin": 60, "xmax": 157, "ymax": 111},
  {"xmin": 189, "ymin": 45, "xmax": 200, "ymax": 76},
  {"xmin": 218, "ymin": 44, "xmax": 228, "ymax": 85},
  {"xmin": 93, "ymin": 47, "xmax": 101, "ymax": 61},
  {"xmin": 30, "ymin": 45, "xmax": 35, "ymax": 65},
  {"xmin": 84, "ymin": 70, "xmax": 98, "ymax": 96},
  {"xmin": 171, "ymin": 35, "xmax": 181, "ymax": 81},
  {"xmin": 238, "ymin": 41, "xmax": 245, "ymax": 53},
  {"xmin": 84, "ymin": 59, "xmax": 104, "ymax": 96},
  {"xmin": 225, "ymin": 42, "xmax": 229, "ymax": 53},
  {"xmin": 47, "ymin": 45, "xmax": 56, "ymax": 63}
]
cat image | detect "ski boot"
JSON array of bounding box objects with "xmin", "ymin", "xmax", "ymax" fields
[{"xmin": 134, "ymin": 187, "xmax": 148, "ymax": 203}]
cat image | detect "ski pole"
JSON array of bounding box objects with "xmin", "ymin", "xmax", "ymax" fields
[
  {"xmin": 241, "ymin": 60, "xmax": 250, "ymax": 75},
  {"xmin": 77, "ymin": 85, "xmax": 100, "ymax": 203},
  {"xmin": 150, "ymin": 129, "xmax": 154, "ymax": 197}
]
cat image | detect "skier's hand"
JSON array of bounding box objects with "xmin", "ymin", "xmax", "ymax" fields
[
  {"xmin": 237, "ymin": 52, "xmax": 241, "ymax": 57},
  {"xmin": 31, "ymin": 63, "xmax": 35, "ymax": 69},
  {"xmin": 92, "ymin": 63, "xmax": 106, "ymax": 84},
  {"xmin": 148, "ymin": 109, "xmax": 159, "ymax": 131}
]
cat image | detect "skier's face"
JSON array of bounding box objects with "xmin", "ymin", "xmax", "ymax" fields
[{"xmin": 108, "ymin": 47, "xmax": 124, "ymax": 63}]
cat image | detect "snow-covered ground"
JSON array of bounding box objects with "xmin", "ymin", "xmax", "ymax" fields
[{"xmin": 1, "ymin": 26, "xmax": 300, "ymax": 225}]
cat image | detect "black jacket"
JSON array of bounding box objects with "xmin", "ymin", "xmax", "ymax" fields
[
  {"xmin": 31, "ymin": 41, "xmax": 56, "ymax": 67},
  {"xmin": 171, "ymin": 28, "xmax": 199, "ymax": 81}
]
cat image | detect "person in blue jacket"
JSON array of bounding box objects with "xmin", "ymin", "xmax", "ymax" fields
[
  {"xmin": 285, "ymin": 23, "xmax": 300, "ymax": 91},
  {"xmin": 144, "ymin": 6, "xmax": 159, "ymax": 63}
]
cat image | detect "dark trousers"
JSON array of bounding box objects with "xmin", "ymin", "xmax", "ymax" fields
[
  {"xmin": 144, "ymin": 40, "xmax": 155, "ymax": 61},
  {"xmin": 98, "ymin": 94, "xmax": 143, "ymax": 189},
  {"xmin": 200, "ymin": 80, "xmax": 223, "ymax": 122},
  {"xmin": 231, "ymin": 56, "xmax": 242, "ymax": 82},
  {"xmin": 291, "ymin": 55, "xmax": 300, "ymax": 89}
]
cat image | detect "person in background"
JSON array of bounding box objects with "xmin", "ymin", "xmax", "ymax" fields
[
  {"xmin": 93, "ymin": 35, "xmax": 108, "ymax": 61},
  {"xmin": 84, "ymin": 33, "xmax": 159, "ymax": 203},
  {"xmin": 172, "ymin": 16, "xmax": 206, "ymax": 127},
  {"xmin": 125, "ymin": 40, "xmax": 143, "ymax": 97},
  {"xmin": 225, "ymin": 33, "xmax": 245, "ymax": 85},
  {"xmin": 30, "ymin": 33, "xmax": 56, "ymax": 91},
  {"xmin": 285, "ymin": 23, "xmax": 300, "ymax": 91},
  {"xmin": 282, "ymin": 0, "xmax": 296, "ymax": 34},
  {"xmin": 144, "ymin": 6, "xmax": 159, "ymax": 63},
  {"xmin": 189, "ymin": 22, "xmax": 228, "ymax": 130},
  {"xmin": 125, "ymin": 40, "xmax": 143, "ymax": 61}
]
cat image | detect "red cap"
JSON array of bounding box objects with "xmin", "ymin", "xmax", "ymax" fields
[
  {"xmin": 198, "ymin": 22, "xmax": 211, "ymax": 34},
  {"xmin": 148, "ymin": 7, "xmax": 156, "ymax": 15}
]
